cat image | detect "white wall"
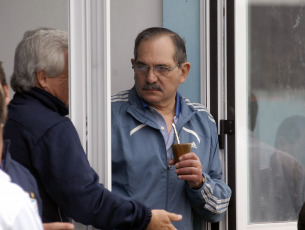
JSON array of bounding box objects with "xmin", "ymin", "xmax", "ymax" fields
[
  {"xmin": 0, "ymin": 0, "xmax": 68, "ymax": 96},
  {"xmin": 0, "ymin": 0, "xmax": 162, "ymax": 96},
  {"xmin": 110, "ymin": 0, "xmax": 162, "ymax": 94}
]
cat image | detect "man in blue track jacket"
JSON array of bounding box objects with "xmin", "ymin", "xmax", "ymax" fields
[
  {"xmin": 4, "ymin": 27, "xmax": 182, "ymax": 230},
  {"xmin": 111, "ymin": 27, "xmax": 232, "ymax": 230}
]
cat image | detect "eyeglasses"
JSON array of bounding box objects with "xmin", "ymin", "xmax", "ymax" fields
[{"xmin": 132, "ymin": 63, "xmax": 181, "ymax": 77}]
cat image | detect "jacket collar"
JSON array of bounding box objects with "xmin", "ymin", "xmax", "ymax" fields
[
  {"xmin": 23, "ymin": 87, "xmax": 69, "ymax": 116},
  {"xmin": 127, "ymin": 87, "xmax": 196, "ymax": 129},
  {"xmin": 138, "ymin": 91, "xmax": 181, "ymax": 117}
]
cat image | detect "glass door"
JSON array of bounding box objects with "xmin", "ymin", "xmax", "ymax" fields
[
  {"xmin": 234, "ymin": 0, "xmax": 305, "ymax": 229},
  {"xmin": 70, "ymin": 0, "xmax": 111, "ymax": 229}
]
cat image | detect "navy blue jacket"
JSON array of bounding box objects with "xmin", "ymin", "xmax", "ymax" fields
[
  {"xmin": 2, "ymin": 140, "xmax": 42, "ymax": 217},
  {"xmin": 4, "ymin": 87, "xmax": 151, "ymax": 229}
]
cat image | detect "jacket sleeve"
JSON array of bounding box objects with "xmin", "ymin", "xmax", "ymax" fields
[
  {"xmin": 32, "ymin": 119, "xmax": 151, "ymax": 230},
  {"xmin": 185, "ymin": 115, "xmax": 231, "ymax": 223}
]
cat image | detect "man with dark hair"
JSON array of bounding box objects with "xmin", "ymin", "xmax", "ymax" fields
[
  {"xmin": 248, "ymin": 93, "xmax": 305, "ymax": 222},
  {"xmin": 275, "ymin": 115, "xmax": 305, "ymax": 169},
  {"xmin": 111, "ymin": 27, "xmax": 231, "ymax": 230}
]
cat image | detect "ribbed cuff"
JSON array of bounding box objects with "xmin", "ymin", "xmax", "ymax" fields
[{"xmin": 141, "ymin": 207, "xmax": 152, "ymax": 230}]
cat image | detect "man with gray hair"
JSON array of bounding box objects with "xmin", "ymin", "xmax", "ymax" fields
[{"xmin": 4, "ymin": 27, "xmax": 181, "ymax": 230}]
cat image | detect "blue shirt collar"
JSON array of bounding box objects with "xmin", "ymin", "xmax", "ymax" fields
[{"xmin": 139, "ymin": 92, "xmax": 181, "ymax": 117}]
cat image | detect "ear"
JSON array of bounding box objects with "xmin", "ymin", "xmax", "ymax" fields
[
  {"xmin": 36, "ymin": 70, "xmax": 48, "ymax": 89},
  {"xmin": 179, "ymin": 62, "xmax": 191, "ymax": 84},
  {"xmin": 131, "ymin": 59, "xmax": 136, "ymax": 80}
]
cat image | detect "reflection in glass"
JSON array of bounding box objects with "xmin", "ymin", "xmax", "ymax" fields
[{"xmin": 248, "ymin": 0, "xmax": 305, "ymax": 223}]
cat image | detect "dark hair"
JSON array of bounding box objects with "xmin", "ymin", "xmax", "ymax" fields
[
  {"xmin": 249, "ymin": 93, "xmax": 258, "ymax": 131},
  {"xmin": 0, "ymin": 62, "xmax": 7, "ymax": 86},
  {"xmin": 134, "ymin": 27, "xmax": 187, "ymax": 64},
  {"xmin": 275, "ymin": 115, "xmax": 305, "ymax": 147},
  {"xmin": 0, "ymin": 64, "xmax": 7, "ymax": 125}
]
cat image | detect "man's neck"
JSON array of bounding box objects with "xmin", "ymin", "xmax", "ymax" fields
[
  {"xmin": 150, "ymin": 98, "xmax": 176, "ymax": 118},
  {"xmin": 150, "ymin": 99, "xmax": 176, "ymax": 134}
]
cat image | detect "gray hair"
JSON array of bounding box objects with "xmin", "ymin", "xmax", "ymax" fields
[
  {"xmin": 11, "ymin": 27, "xmax": 68, "ymax": 93},
  {"xmin": 134, "ymin": 27, "xmax": 187, "ymax": 64}
]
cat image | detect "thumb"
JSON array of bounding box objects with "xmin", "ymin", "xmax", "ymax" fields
[
  {"xmin": 43, "ymin": 222, "xmax": 74, "ymax": 230},
  {"xmin": 166, "ymin": 212, "xmax": 183, "ymax": 222}
]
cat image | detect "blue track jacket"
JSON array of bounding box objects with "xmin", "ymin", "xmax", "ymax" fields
[
  {"xmin": 4, "ymin": 87, "xmax": 151, "ymax": 229},
  {"xmin": 111, "ymin": 87, "xmax": 231, "ymax": 230}
]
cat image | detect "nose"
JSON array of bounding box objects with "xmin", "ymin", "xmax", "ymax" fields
[{"xmin": 146, "ymin": 67, "xmax": 158, "ymax": 84}]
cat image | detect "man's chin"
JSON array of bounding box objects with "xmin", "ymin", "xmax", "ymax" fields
[
  {"xmin": 142, "ymin": 88, "xmax": 161, "ymax": 93},
  {"xmin": 141, "ymin": 95, "xmax": 160, "ymax": 105}
]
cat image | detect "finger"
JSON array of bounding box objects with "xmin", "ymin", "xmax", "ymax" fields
[
  {"xmin": 178, "ymin": 152, "xmax": 198, "ymax": 161},
  {"xmin": 43, "ymin": 222, "xmax": 74, "ymax": 230},
  {"xmin": 167, "ymin": 212, "xmax": 183, "ymax": 221},
  {"xmin": 175, "ymin": 167, "xmax": 201, "ymax": 175},
  {"xmin": 175, "ymin": 159, "xmax": 201, "ymax": 169},
  {"xmin": 177, "ymin": 174, "xmax": 201, "ymax": 181}
]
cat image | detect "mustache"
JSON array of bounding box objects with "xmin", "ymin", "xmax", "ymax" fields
[{"xmin": 142, "ymin": 83, "xmax": 163, "ymax": 92}]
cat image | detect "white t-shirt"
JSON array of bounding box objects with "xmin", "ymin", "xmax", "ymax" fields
[{"xmin": 0, "ymin": 169, "xmax": 43, "ymax": 230}]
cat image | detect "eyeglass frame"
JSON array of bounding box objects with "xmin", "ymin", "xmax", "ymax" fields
[{"xmin": 132, "ymin": 62, "xmax": 181, "ymax": 77}]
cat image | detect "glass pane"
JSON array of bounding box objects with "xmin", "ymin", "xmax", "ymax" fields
[
  {"xmin": 110, "ymin": 0, "xmax": 162, "ymax": 95},
  {"xmin": 248, "ymin": 0, "xmax": 305, "ymax": 224}
]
